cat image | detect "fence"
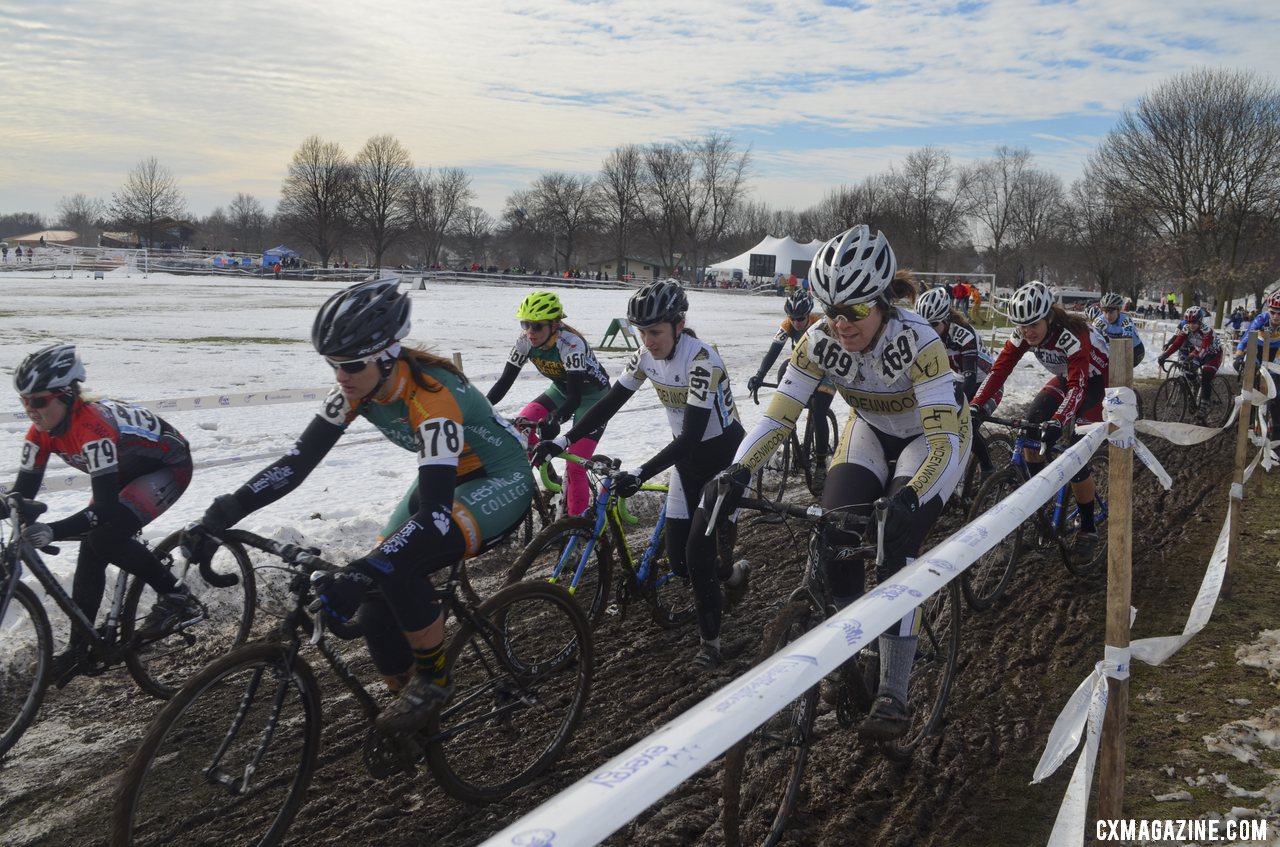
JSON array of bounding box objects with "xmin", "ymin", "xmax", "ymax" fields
[{"xmin": 480, "ymin": 335, "xmax": 1280, "ymax": 847}]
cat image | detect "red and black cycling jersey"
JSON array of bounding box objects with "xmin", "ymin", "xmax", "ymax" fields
[
  {"xmin": 1164, "ymin": 322, "xmax": 1222, "ymax": 360},
  {"xmin": 974, "ymin": 322, "xmax": 1109, "ymax": 424},
  {"xmin": 12, "ymin": 398, "xmax": 190, "ymax": 536}
]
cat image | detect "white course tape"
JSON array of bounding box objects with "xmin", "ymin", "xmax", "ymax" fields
[
  {"xmin": 1080, "ymin": 388, "xmax": 1172, "ymax": 490},
  {"xmin": 480, "ymin": 422, "xmax": 1112, "ymax": 847},
  {"xmin": 1038, "ymin": 661, "xmax": 1111, "ymax": 847}
]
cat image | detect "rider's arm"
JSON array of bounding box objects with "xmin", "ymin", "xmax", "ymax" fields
[
  {"xmin": 972, "ymin": 336, "xmax": 1026, "ymax": 410},
  {"xmin": 226, "ymin": 405, "xmax": 347, "ymax": 518},
  {"xmin": 485, "ymin": 339, "xmax": 529, "ymax": 406},
  {"xmin": 362, "ymin": 444, "xmax": 461, "ymax": 573},
  {"xmin": 11, "ymin": 433, "xmax": 48, "ymax": 499},
  {"xmin": 551, "ymin": 369, "xmax": 586, "ymax": 423},
  {"xmin": 752, "ymin": 324, "xmax": 791, "ymax": 381},
  {"xmin": 562, "ymin": 380, "xmax": 634, "ymax": 442},
  {"xmin": 1164, "ymin": 330, "xmax": 1186, "ymax": 356},
  {"xmin": 904, "ymin": 338, "xmax": 967, "ymax": 504},
  {"xmin": 734, "ymin": 338, "xmax": 823, "ymax": 473},
  {"xmin": 636, "ymin": 348, "xmax": 733, "ymax": 479},
  {"xmin": 1053, "ymin": 328, "xmax": 1094, "ymax": 425}
]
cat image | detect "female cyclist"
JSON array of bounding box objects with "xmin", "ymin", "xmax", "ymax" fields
[
  {"xmin": 744, "ymin": 289, "xmax": 836, "ymax": 492},
  {"xmin": 193, "ymin": 280, "xmax": 533, "ymax": 733},
  {"xmin": 5, "ymin": 343, "xmax": 196, "ymax": 682},
  {"xmin": 532, "ymin": 278, "xmax": 748, "ymax": 668},
  {"xmin": 486, "ymin": 290, "xmax": 611, "ymax": 516},
  {"xmin": 1158, "ymin": 306, "xmax": 1223, "ymax": 422},
  {"xmin": 721, "ymin": 225, "xmax": 970, "ymax": 741},
  {"xmin": 1094, "ymin": 292, "xmax": 1145, "ymax": 367},
  {"xmin": 913, "ymin": 285, "xmax": 994, "ymax": 401},
  {"xmin": 971, "ymin": 280, "xmax": 1109, "ymax": 561}
]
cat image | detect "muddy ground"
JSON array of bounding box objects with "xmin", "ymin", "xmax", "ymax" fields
[{"xmin": 0, "ymin": 411, "xmax": 1249, "ymax": 847}]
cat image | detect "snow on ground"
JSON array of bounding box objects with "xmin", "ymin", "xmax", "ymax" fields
[{"xmin": 0, "ymin": 270, "xmax": 1161, "ymax": 638}]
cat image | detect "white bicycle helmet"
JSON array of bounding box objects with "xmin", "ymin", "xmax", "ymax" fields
[
  {"xmin": 1008, "ymin": 281, "xmax": 1054, "ymax": 326},
  {"xmin": 914, "ymin": 287, "xmax": 952, "ymax": 323},
  {"xmin": 809, "ymin": 225, "xmax": 897, "ymax": 307},
  {"xmin": 1100, "ymin": 292, "xmax": 1124, "ymax": 310}
]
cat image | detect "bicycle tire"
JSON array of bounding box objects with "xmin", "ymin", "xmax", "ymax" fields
[
  {"xmin": 646, "ymin": 535, "xmax": 696, "ymax": 630},
  {"xmin": 960, "ymin": 465, "xmax": 1023, "ymax": 611},
  {"xmin": 1061, "ymin": 453, "xmax": 1109, "ymax": 577},
  {"xmin": 122, "ymin": 532, "xmax": 257, "ymax": 700},
  {"xmin": 721, "ymin": 600, "xmax": 821, "ymax": 847},
  {"xmin": 425, "ymin": 580, "xmax": 593, "ymax": 803},
  {"xmin": 0, "ymin": 580, "xmax": 52, "ymax": 760},
  {"xmin": 505, "ymin": 516, "xmax": 612, "ymax": 627},
  {"xmin": 111, "ymin": 643, "xmax": 323, "ymax": 847},
  {"xmin": 1152, "ymin": 378, "xmax": 1187, "ymax": 423},
  {"xmin": 773, "ymin": 436, "xmax": 796, "ymax": 502},
  {"xmin": 1204, "ymin": 374, "xmax": 1233, "ymax": 428},
  {"xmin": 958, "ymin": 431, "xmax": 1016, "ymax": 515},
  {"xmin": 880, "ymin": 579, "xmax": 961, "ymax": 762}
]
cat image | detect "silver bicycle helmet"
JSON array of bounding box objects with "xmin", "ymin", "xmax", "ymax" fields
[
  {"xmin": 809, "ymin": 225, "xmax": 897, "ymax": 307},
  {"xmin": 1008, "ymin": 281, "xmax": 1054, "ymax": 326},
  {"xmin": 914, "ymin": 287, "xmax": 952, "ymax": 323}
]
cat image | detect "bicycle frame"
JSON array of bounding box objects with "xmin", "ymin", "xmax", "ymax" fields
[{"xmin": 990, "ymin": 418, "xmax": 1107, "ymax": 539}]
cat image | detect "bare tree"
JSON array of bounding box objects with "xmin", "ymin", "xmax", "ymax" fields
[
  {"xmin": 681, "ymin": 133, "xmax": 751, "ymax": 279},
  {"xmin": 639, "ymin": 142, "xmax": 693, "ymax": 273},
  {"xmin": 1064, "ymin": 171, "xmax": 1148, "ymax": 302},
  {"xmin": 887, "ymin": 147, "xmax": 972, "ymax": 271},
  {"xmin": 405, "ymin": 167, "xmax": 473, "ymax": 267},
  {"xmin": 351, "ymin": 134, "xmax": 415, "ymax": 270},
  {"xmin": 109, "ymin": 157, "xmax": 187, "ymax": 248},
  {"xmin": 278, "ymin": 136, "xmax": 352, "ymax": 267},
  {"xmin": 812, "ymin": 175, "xmax": 896, "ymax": 238},
  {"xmin": 963, "ymin": 146, "xmax": 1030, "ymax": 278},
  {"xmin": 1010, "ymin": 168, "xmax": 1068, "ymax": 281},
  {"xmin": 1090, "ymin": 67, "xmax": 1280, "ymax": 315},
  {"xmin": 525, "ymin": 172, "xmax": 600, "ymax": 271},
  {"xmin": 55, "ymin": 193, "xmax": 106, "ymax": 246},
  {"xmin": 455, "ymin": 206, "xmax": 494, "ymax": 265},
  {"xmin": 228, "ymin": 193, "xmax": 269, "ymax": 253},
  {"xmin": 598, "ymin": 145, "xmax": 644, "ymax": 276}
]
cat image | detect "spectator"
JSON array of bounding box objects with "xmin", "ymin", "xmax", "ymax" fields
[{"xmin": 273, "ymin": 261, "xmax": 282, "ymax": 280}]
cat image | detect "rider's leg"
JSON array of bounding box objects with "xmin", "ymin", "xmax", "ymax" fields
[
  {"xmin": 563, "ymin": 431, "xmax": 600, "ymax": 516},
  {"xmin": 517, "ymin": 399, "xmax": 552, "ymax": 448},
  {"xmin": 821, "ymin": 417, "xmax": 888, "ymax": 607}
]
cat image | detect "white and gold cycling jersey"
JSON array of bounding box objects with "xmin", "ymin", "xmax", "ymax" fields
[{"xmin": 617, "ymin": 332, "xmax": 741, "ymax": 440}]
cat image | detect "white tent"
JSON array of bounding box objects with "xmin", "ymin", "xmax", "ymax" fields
[{"xmin": 707, "ymin": 235, "xmax": 824, "ymax": 278}]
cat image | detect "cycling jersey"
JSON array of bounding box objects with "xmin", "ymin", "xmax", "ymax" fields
[
  {"xmin": 1235, "ymin": 314, "xmax": 1280, "ymax": 360},
  {"xmin": 772, "ymin": 314, "xmax": 822, "ymax": 346},
  {"xmin": 506, "ymin": 328, "xmax": 611, "ymax": 396},
  {"xmin": 975, "ymin": 322, "xmax": 1109, "ymax": 425},
  {"xmin": 1165, "ymin": 322, "xmax": 1222, "ymax": 360},
  {"xmin": 1093, "ymin": 313, "xmax": 1145, "ymax": 350},
  {"xmin": 737, "ymin": 311, "xmax": 968, "ymax": 504},
  {"xmin": 14, "ymin": 398, "xmax": 190, "ymax": 539},
  {"xmin": 937, "ymin": 320, "xmax": 993, "ymax": 400},
  {"xmin": 617, "ymin": 333, "xmax": 741, "ymax": 440}
]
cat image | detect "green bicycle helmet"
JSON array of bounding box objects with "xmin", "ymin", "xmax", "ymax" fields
[{"xmin": 516, "ymin": 291, "xmax": 565, "ymax": 321}]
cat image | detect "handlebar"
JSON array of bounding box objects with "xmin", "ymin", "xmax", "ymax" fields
[{"xmin": 1, "ymin": 492, "xmax": 59, "ymax": 554}]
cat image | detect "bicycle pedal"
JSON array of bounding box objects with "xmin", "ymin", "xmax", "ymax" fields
[{"xmin": 605, "ymin": 603, "xmax": 621, "ymax": 617}]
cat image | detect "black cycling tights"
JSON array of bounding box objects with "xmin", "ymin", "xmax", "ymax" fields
[
  {"xmin": 72, "ymin": 511, "xmax": 179, "ymax": 628},
  {"xmin": 809, "ymin": 390, "xmax": 834, "ymax": 457},
  {"xmin": 820, "ymin": 462, "xmax": 943, "ymax": 601}
]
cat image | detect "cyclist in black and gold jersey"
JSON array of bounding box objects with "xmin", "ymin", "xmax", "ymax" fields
[
  {"xmin": 192, "ymin": 280, "xmax": 532, "ymax": 733},
  {"xmin": 718, "ymin": 225, "xmax": 970, "ymax": 740}
]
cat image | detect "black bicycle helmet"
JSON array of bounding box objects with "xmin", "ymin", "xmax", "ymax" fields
[
  {"xmin": 784, "ymin": 290, "xmax": 813, "ymax": 320},
  {"xmin": 311, "ymin": 279, "xmax": 411, "ymax": 358},
  {"xmin": 14, "ymin": 343, "xmax": 86, "ymax": 395},
  {"xmin": 627, "ymin": 279, "xmax": 688, "ymax": 327}
]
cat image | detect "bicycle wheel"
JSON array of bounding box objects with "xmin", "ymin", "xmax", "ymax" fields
[
  {"xmin": 505, "ymin": 516, "xmax": 612, "ymax": 627},
  {"xmin": 646, "ymin": 543, "xmax": 696, "ymax": 630},
  {"xmin": 425, "ymin": 580, "xmax": 593, "ymax": 803},
  {"xmin": 880, "ymin": 580, "xmax": 961, "ymax": 762},
  {"xmin": 1204, "ymin": 374, "xmax": 1233, "ymax": 428},
  {"xmin": 112, "ymin": 643, "xmax": 323, "ymax": 847},
  {"xmin": 772, "ymin": 436, "xmax": 795, "ymax": 502},
  {"xmin": 958, "ymin": 431, "xmax": 1016, "ymax": 513},
  {"xmin": 122, "ymin": 532, "xmax": 257, "ymax": 700},
  {"xmin": 721, "ymin": 601, "xmax": 820, "ymax": 847},
  {"xmin": 1152, "ymin": 378, "xmax": 1187, "ymax": 423},
  {"xmin": 960, "ymin": 465, "xmax": 1024, "ymax": 611},
  {"xmin": 1061, "ymin": 453, "xmax": 1109, "ymax": 577},
  {"xmin": 0, "ymin": 581, "xmax": 52, "ymax": 760}
]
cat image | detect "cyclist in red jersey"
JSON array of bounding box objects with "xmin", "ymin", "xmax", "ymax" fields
[
  {"xmin": 971, "ymin": 281, "xmax": 1109, "ymax": 562},
  {"xmin": 5, "ymin": 344, "xmax": 196, "ymax": 682},
  {"xmin": 1157, "ymin": 306, "xmax": 1223, "ymax": 422}
]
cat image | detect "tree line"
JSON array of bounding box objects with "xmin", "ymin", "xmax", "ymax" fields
[{"xmin": 5, "ymin": 67, "xmax": 1279, "ymax": 320}]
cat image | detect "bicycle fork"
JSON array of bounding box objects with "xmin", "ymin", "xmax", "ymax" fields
[{"xmin": 205, "ymin": 654, "xmax": 297, "ymax": 796}]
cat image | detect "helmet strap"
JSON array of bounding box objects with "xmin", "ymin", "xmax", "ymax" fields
[{"xmin": 49, "ymin": 389, "xmax": 78, "ymax": 438}]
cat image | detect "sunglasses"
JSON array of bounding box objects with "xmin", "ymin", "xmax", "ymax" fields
[
  {"xmin": 822, "ymin": 302, "xmax": 873, "ymax": 323},
  {"xmin": 325, "ymin": 354, "xmax": 378, "ymax": 374},
  {"xmin": 20, "ymin": 391, "xmax": 64, "ymax": 410},
  {"xmin": 520, "ymin": 321, "xmax": 549, "ymax": 332}
]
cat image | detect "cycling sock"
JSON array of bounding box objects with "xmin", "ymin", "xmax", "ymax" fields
[
  {"xmin": 412, "ymin": 643, "xmax": 448, "ymax": 684},
  {"xmin": 1078, "ymin": 500, "xmax": 1096, "ymax": 533},
  {"xmin": 878, "ymin": 634, "xmax": 917, "ymax": 705}
]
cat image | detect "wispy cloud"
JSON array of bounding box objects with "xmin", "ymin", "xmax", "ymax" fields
[{"xmin": 0, "ymin": 0, "xmax": 1277, "ymax": 217}]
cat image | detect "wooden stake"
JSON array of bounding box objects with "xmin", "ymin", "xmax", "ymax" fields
[
  {"xmin": 1097, "ymin": 338, "xmax": 1134, "ymax": 821},
  {"xmin": 452, "ymin": 351, "xmax": 464, "ymax": 373},
  {"xmin": 1226, "ymin": 330, "xmax": 1262, "ymax": 599}
]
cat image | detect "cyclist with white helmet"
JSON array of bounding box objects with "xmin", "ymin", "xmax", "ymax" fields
[
  {"xmin": 1094, "ymin": 292, "xmax": 1146, "ymax": 366},
  {"xmin": 1158, "ymin": 306, "xmax": 1223, "ymax": 421},
  {"xmin": 743, "ymin": 289, "xmax": 837, "ymax": 492},
  {"xmin": 486, "ymin": 291, "xmax": 611, "ymax": 516},
  {"xmin": 720, "ymin": 225, "xmax": 970, "ymax": 741},
  {"xmin": 192, "ymin": 280, "xmax": 533, "ymax": 733},
  {"xmin": 972, "ymin": 280, "xmax": 1109, "ymax": 561},
  {"xmin": 1234, "ymin": 290, "xmax": 1280, "ymax": 372},
  {"xmin": 5, "ymin": 343, "xmax": 196, "ymax": 683},
  {"xmin": 914, "ymin": 285, "xmax": 995, "ymax": 402},
  {"xmin": 533, "ymin": 279, "xmax": 748, "ymax": 669}
]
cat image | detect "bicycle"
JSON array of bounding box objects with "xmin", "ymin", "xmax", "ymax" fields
[
  {"xmin": 506, "ymin": 453, "xmax": 697, "ymax": 630},
  {"xmin": 111, "ymin": 525, "xmax": 593, "ymax": 846},
  {"xmin": 962, "ymin": 416, "xmax": 1111, "ymax": 611},
  {"xmin": 949, "ymin": 423, "xmax": 1016, "ymax": 520},
  {"xmin": 720, "ymin": 496, "xmax": 961, "ymax": 847},
  {"xmin": 507, "ymin": 415, "xmax": 566, "ymax": 544},
  {"xmin": 0, "ymin": 492, "xmax": 255, "ymax": 760},
  {"xmin": 1153, "ymin": 358, "xmax": 1232, "ymax": 427},
  {"xmin": 750, "ymin": 379, "xmax": 838, "ymax": 502}
]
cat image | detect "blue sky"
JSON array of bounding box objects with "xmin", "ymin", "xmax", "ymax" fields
[{"xmin": 2, "ymin": 0, "xmax": 1278, "ymax": 221}]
